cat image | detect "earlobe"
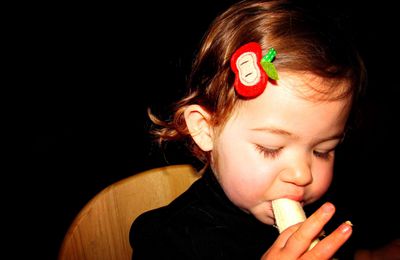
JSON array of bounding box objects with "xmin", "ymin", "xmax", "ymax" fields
[{"xmin": 184, "ymin": 105, "xmax": 213, "ymax": 151}]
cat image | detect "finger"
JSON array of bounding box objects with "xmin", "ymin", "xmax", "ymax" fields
[
  {"xmin": 261, "ymin": 223, "xmax": 306, "ymax": 259},
  {"xmin": 306, "ymin": 221, "xmax": 353, "ymax": 259},
  {"xmin": 272, "ymin": 222, "xmax": 302, "ymax": 249},
  {"xmin": 284, "ymin": 202, "xmax": 335, "ymax": 254}
]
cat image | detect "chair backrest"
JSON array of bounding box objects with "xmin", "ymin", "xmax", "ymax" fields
[{"xmin": 58, "ymin": 164, "xmax": 200, "ymax": 260}]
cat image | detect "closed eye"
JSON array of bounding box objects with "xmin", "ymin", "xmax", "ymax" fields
[
  {"xmin": 255, "ymin": 145, "xmax": 282, "ymax": 159},
  {"xmin": 313, "ymin": 150, "xmax": 334, "ymax": 160}
]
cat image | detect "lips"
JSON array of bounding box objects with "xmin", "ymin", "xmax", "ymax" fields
[
  {"xmin": 283, "ymin": 195, "xmax": 303, "ymax": 201},
  {"xmin": 277, "ymin": 193, "xmax": 305, "ymax": 205}
]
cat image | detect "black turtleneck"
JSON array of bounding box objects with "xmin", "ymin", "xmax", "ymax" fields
[{"xmin": 129, "ymin": 168, "xmax": 277, "ymax": 259}]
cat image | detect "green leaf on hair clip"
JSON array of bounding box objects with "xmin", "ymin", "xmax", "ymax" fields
[
  {"xmin": 261, "ymin": 62, "xmax": 279, "ymax": 80},
  {"xmin": 260, "ymin": 48, "xmax": 279, "ymax": 80}
]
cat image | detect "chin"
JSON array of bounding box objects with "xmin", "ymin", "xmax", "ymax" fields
[{"xmin": 251, "ymin": 207, "xmax": 275, "ymax": 225}]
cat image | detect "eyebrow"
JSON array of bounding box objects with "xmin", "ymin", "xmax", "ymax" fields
[
  {"xmin": 250, "ymin": 126, "xmax": 344, "ymax": 142},
  {"xmin": 250, "ymin": 126, "xmax": 295, "ymax": 137}
]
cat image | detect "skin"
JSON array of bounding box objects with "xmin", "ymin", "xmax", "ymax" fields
[{"xmin": 185, "ymin": 71, "xmax": 354, "ymax": 258}]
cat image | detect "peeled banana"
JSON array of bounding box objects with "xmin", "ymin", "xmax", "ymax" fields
[{"xmin": 272, "ymin": 198, "xmax": 319, "ymax": 250}]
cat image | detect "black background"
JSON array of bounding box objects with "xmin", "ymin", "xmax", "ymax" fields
[{"xmin": 9, "ymin": 1, "xmax": 399, "ymax": 259}]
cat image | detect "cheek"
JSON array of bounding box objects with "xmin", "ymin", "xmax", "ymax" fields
[
  {"xmin": 212, "ymin": 139, "xmax": 276, "ymax": 210},
  {"xmin": 308, "ymin": 165, "xmax": 334, "ymax": 202}
]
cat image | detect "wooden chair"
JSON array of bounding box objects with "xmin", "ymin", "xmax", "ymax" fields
[{"xmin": 58, "ymin": 164, "xmax": 200, "ymax": 260}]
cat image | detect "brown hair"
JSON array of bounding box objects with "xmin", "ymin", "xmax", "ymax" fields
[{"xmin": 149, "ymin": 0, "xmax": 366, "ymax": 165}]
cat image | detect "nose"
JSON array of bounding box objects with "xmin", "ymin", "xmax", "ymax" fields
[{"xmin": 279, "ymin": 158, "xmax": 313, "ymax": 186}]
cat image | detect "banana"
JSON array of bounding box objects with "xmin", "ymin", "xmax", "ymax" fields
[{"xmin": 272, "ymin": 198, "xmax": 319, "ymax": 250}]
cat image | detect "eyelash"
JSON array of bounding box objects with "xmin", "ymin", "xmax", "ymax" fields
[
  {"xmin": 255, "ymin": 145, "xmax": 334, "ymax": 160},
  {"xmin": 313, "ymin": 150, "xmax": 333, "ymax": 160},
  {"xmin": 255, "ymin": 145, "xmax": 282, "ymax": 159}
]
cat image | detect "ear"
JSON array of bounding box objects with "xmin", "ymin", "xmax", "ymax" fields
[{"xmin": 184, "ymin": 105, "xmax": 213, "ymax": 151}]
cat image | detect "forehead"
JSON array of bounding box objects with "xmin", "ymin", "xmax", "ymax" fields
[
  {"xmin": 228, "ymin": 72, "xmax": 352, "ymax": 136},
  {"xmin": 276, "ymin": 71, "xmax": 352, "ymax": 102}
]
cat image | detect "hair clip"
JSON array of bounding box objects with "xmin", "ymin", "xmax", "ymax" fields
[{"xmin": 230, "ymin": 42, "xmax": 278, "ymax": 98}]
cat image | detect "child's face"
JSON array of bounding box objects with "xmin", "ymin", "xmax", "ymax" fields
[{"xmin": 210, "ymin": 72, "xmax": 351, "ymax": 225}]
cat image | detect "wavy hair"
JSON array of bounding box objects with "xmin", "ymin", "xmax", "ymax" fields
[{"xmin": 148, "ymin": 0, "xmax": 366, "ymax": 167}]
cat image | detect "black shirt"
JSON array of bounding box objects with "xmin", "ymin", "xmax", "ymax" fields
[{"xmin": 129, "ymin": 168, "xmax": 277, "ymax": 259}]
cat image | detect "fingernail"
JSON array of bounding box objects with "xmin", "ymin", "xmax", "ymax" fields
[
  {"xmin": 323, "ymin": 202, "xmax": 335, "ymax": 214},
  {"xmin": 341, "ymin": 222, "xmax": 352, "ymax": 234}
]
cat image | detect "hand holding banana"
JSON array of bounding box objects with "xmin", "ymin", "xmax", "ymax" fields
[{"xmin": 261, "ymin": 200, "xmax": 353, "ymax": 259}]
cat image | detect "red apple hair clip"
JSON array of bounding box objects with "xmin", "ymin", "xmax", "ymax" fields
[{"xmin": 230, "ymin": 42, "xmax": 279, "ymax": 98}]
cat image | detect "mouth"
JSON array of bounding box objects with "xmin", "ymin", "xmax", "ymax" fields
[{"xmin": 281, "ymin": 195, "xmax": 304, "ymax": 203}]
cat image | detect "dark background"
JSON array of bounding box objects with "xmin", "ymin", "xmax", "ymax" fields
[{"xmin": 10, "ymin": 1, "xmax": 399, "ymax": 259}]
